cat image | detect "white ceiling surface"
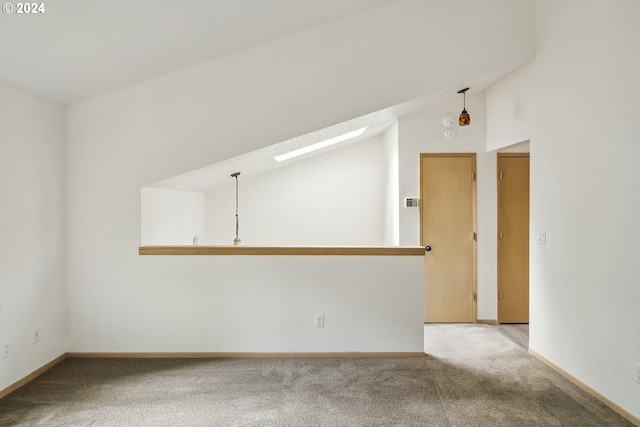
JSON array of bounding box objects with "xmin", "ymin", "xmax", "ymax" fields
[
  {"xmin": 149, "ymin": 111, "xmax": 398, "ymax": 193},
  {"xmin": 0, "ymin": 0, "xmax": 394, "ymax": 105},
  {"xmin": 149, "ymin": 65, "xmax": 512, "ymax": 193},
  {"xmin": 0, "ymin": 0, "xmax": 514, "ymax": 192}
]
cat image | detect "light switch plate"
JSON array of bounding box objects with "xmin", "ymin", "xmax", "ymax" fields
[{"xmin": 537, "ymin": 232, "xmax": 546, "ymax": 244}]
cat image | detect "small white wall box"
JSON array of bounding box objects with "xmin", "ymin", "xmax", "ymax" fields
[{"xmin": 405, "ymin": 197, "xmax": 419, "ymax": 207}]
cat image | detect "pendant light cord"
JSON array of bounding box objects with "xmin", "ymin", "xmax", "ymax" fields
[
  {"xmin": 234, "ymin": 175, "xmax": 239, "ymax": 240},
  {"xmin": 231, "ymin": 172, "xmax": 241, "ymax": 244}
]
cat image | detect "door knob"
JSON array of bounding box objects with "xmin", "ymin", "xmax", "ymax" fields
[{"xmin": 425, "ymin": 245, "xmax": 432, "ymax": 252}]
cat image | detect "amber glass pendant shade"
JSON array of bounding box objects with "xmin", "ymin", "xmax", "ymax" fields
[
  {"xmin": 459, "ymin": 109, "xmax": 470, "ymax": 126},
  {"xmin": 457, "ymin": 87, "xmax": 470, "ymax": 126}
]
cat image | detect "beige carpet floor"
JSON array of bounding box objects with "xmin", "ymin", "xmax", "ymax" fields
[{"xmin": 0, "ymin": 325, "xmax": 634, "ymax": 426}]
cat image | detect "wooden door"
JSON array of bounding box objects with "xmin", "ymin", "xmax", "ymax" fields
[
  {"xmin": 420, "ymin": 154, "xmax": 476, "ymax": 323},
  {"xmin": 498, "ymin": 154, "xmax": 530, "ymax": 323}
]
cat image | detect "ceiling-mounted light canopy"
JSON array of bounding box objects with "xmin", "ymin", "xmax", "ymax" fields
[{"xmin": 457, "ymin": 87, "xmax": 470, "ymax": 126}]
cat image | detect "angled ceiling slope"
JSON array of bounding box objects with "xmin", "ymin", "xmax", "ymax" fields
[
  {"xmin": 148, "ymin": 75, "xmax": 510, "ymax": 193},
  {"xmin": 0, "ymin": 0, "xmax": 395, "ymax": 105},
  {"xmin": 134, "ymin": 0, "xmax": 534, "ymax": 191}
]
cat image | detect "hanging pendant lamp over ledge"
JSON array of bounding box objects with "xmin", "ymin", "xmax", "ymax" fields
[
  {"xmin": 458, "ymin": 87, "xmax": 470, "ymax": 126},
  {"xmin": 231, "ymin": 172, "xmax": 241, "ymax": 246}
]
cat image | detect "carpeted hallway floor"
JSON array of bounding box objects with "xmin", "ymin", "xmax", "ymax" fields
[{"xmin": 0, "ymin": 325, "xmax": 634, "ymax": 426}]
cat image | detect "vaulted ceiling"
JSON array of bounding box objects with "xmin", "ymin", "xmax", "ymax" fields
[
  {"xmin": 0, "ymin": 0, "xmax": 394, "ymax": 105},
  {"xmin": 1, "ymin": 0, "xmax": 534, "ymax": 191}
]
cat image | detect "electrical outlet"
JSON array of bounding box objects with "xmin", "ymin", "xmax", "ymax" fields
[
  {"xmin": 315, "ymin": 314, "xmax": 324, "ymax": 328},
  {"xmin": 635, "ymin": 364, "xmax": 640, "ymax": 384},
  {"xmin": 2, "ymin": 343, "xmax": 9, "ymax": 358},
  {"xmin": 33, "ymin": 329, "xmax": 40, "ymax": 343}
]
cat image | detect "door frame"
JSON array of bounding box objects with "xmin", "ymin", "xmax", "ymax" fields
[
  {"xmin": 496, "ymin": 152, "xmax": 530, "ymax": 324},
  {"xmin": 419, "ymin": 153, "xmax": 478, "ymax": 323}
]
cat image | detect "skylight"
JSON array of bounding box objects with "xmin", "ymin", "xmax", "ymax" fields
[{"xmin": 274, "ymin": 127, "xmax": 367, "ymax": 162}]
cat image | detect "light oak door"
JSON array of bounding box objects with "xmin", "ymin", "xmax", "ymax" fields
[
  {"xmin": 420, "ymin": 154, "xmax": 476, "ymax": 323},
  {"xmin": 498, "ymin": 153, "xmax": 530, "ymax": 323}
]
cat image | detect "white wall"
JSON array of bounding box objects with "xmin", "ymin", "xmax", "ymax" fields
[
  {"xmin": 486, "ymin": 65, "xmax": 534, "ymax": 152},
  {"xmin": 499, "ymin": 140, "xmax": 530, "ymax": 153},
  {"xmin": 398, "ymin": 91, "xmax": 498, "ymax": 321},
  {"xmin": 141, "ymin": 188, "xmax": 204, "ymax": 245},
  {"xmin": 0, "ymin": 83, "xmax": 66, "ymax": 391},
  {"xmin": 105, "ymin": 255, "xmax": 424, "ymax": 353},
  {"xmin": 382, "ymin": 122, "xmax": 400, "ymax": 245},
  {"xmin": 486, "ymin": 0, "xmax": 640, "ymax": 418},
  {"xmin": 205, "ymin": 137, "xmax": 384, "ymax": 246},
  {"xmin": 64, "ymin": 1, "xmax": 532, "ymax": 353}
]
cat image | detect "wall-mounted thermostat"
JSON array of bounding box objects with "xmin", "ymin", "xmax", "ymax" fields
[{"xmin": 405, "ymin": 197, "xmax": 419, "ymax": 208}]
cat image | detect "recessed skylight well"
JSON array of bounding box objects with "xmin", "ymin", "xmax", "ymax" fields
[{"xmin": 274, "ymin": 127, "xmax": 367, "ymax": 162}]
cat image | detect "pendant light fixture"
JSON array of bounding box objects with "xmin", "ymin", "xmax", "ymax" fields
[
  {"xmin": 457, "ymin": 87, "xmax": 470, "ymax": 126},
  {"xmin": 231, "ymin": 172, "xmax": 241, "ymax": 245}
]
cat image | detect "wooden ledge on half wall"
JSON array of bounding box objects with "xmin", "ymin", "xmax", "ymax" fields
[{"xmin": 138, "ymin": 245, "xmax": 426, "ymax": 256}]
